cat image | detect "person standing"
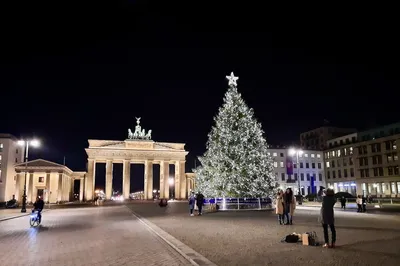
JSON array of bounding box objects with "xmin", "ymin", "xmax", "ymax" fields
[
  {"xmin": 283, "ymin": 188, "xmax": 296, "ymax": 225},
  {"xmin": 196, "ymin": 192, "xmax": 205, "ymax": 215},
  {"xmin": 275, "ymin": 189, "xmax": 284, "ymax": 225},
  {"xmin": 188, "ymin": 192, "xmax": 196, "ymax": 216},
  {"xmin": 320, "ymin": 188, "xmax": 337, "ymax": 248},
  {"xmin": 356, "ymin": 195, "xmax": 362, "ymax": 212},
  {"xmin": 340, "ymin": 196, "xmax": 346, "ymax": 209}
]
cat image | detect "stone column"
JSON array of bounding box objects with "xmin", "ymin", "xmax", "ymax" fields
[
  {"xmin": 70, "ymin": 177, "xmax": 74, "ymax": 201},
  {"xmin": 123, "ymin": 160, "xmax": 131, "ymax": 199},
  {"xmin": 15, "ymin": 173, "xmax": 21, "ymax": 202},
  {"xmin": 45, "ymin": 173, "xmax": 50, "ymax": 202},
  {"xmin": 144, "ymin": 160, "xmax": 153, "ymax": 200},
  {"xmin": 79, "ymin": 178, "xmax": 84, "ymax": 201},
  {"xmin": 28, "ymin": 173, "xmax": 33, "ymax": 203},
  {"xmin": 175, "ymin": 161, "xmax": 186, "ymax": 199},
  {"xmin": 105, "ymin": 160, "xmax": 113, "ymax": 200},
  {"xmin": 57, "ymin": 173, "xmax": 63, "ymax": 202},
  {"xmin": 85, "ymin": 159, "xmax": 95, "ymax": 201},
  {"xmin": 160, "ymin": 161, "xmax": 169, "ymax": 199}
]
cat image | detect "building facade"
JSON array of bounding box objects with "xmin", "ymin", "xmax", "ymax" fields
[
  {"xmin": 354, "ymin": 123, "xmax": 400, "ymax": 197},
  {"xmin": 300, "ymin": 126, "xmax": 356, "ymax": 150},
  {"xmin": 268, "ymin": 147, "xmax": 326, "ymax": 196},
  {"xmin": 0, "ymin": 134, "xmax": 24, "ymax": 202},
  {"xmin": 14, "ymin": 159, "xmax": 82, "ymax": 203},
  {"xmin": 324, "ymin": 123, "xmax": 400, "ymax": 197},
  {"xmin": 324, "ymin": 133, "xmax": 358, "ymax": 195}
]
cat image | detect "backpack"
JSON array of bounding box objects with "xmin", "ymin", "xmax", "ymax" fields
[
  {"xmin": 284, "ymin": 234, "xmax": 299, "ymax": 243},
  {"xmin": 306, "ymin": 231, "xmax": 319, "ymax": 246}
]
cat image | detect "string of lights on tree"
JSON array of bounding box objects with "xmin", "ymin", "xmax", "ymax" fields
[{"xmin": 194, "ymin": 72, "xmax": 277, "ymax": 198}]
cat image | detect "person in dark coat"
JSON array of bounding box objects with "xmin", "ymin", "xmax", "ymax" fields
[
  {"xmin": 319, "ymin": 188, "xmax": 336, "ymax": 248},
  {"xmin": 340, "ymin": 196, "xmax": 346, "ymax": 209},
  {"xmin": 196, "ymin": 192, "xmax": 205, "ymax": 215}
]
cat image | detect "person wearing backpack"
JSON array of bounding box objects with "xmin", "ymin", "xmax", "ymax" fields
[{"xmin": 319, "ymin": 188, "xmax": 336, "ymax": 248}]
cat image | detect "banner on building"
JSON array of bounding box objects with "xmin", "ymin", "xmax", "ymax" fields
[
  {"xmin": 286, "ymin": 157, "xmax": 293, "ymax": 175},
  {"xmin": 311, "ymin": 174, "xmax": 316, "ymax": 194}
]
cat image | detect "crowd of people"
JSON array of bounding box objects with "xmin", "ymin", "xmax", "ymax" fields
[{"xmin": 276, "ymin": 188, "xmax": 337, "ymax": 248}]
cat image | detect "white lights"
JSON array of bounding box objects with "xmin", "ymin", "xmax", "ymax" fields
[
  {"xmin": 17, "ymin": 140, "xmax": 25, "ymax": 146},
  {"xmin": 18, "ymin": 139, "xmax": 40, "ymax": 147},
  {"xmin": 288, "ymin": 148, "xmax": 303, "ymax": 156},
  {"xmin": 30, "ymin": 140, "xmax": 40, "ymax": 147},
  {"xmin": 169, "ymin": 178, "xmax": 174, "ymax": 185}
]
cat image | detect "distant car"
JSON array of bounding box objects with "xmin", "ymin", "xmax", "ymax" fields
[{"xmin": 5, "ymin": 199, "xmax": 19, "ymax": 208}]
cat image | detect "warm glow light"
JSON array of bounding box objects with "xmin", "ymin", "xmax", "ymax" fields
[
  {"xmin": 17, "ymin": 140, "xmax": 25, "ymax": 146},
  {"xmin": 288, "ymin": 148, "xmax": 303, "ymax": 156},
  {"xmin": 169, "ymin": 178, "xmax": 174, "ymax": 185},
  {"xmin": 153, "ymin": 190, "xmax": 157, "ymax": 193},
  {"xmin": 30, "ymin": 139, "xmax": 40, "ymax": 147}
]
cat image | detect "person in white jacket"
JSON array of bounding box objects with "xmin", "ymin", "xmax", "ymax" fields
[{"xmin": 356, "ymin": 195, "xmax": 362, "ymax": 212}]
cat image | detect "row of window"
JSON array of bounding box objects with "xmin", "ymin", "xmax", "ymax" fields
[
  {"xmin": 325, "ymin": 147, "xmax": 354, "ymax": 159},
  {"xmin": 358, "ymin": 140, "xmax": 397, "ymax": 155},
  {"xmin": 362, "ymin": 181, "xmax": 400, "ymax": 194},
  {"xmin": 326, "ymin": 157, "xmax": 354, "ymax": 168},
  {"xmin": 359, "ymin": 153, "xmax": 399, "ymax": 166},
  {"xmin": 327, "ymin": 168, "xmax": 355, "ymax": 179},
  {"xmin": 275, "ymin": 172, "xmax": 323, "ymax": 182},
  {"xmin": 269, "ymin": 152, "xmax": 321, "ymax": 158},
  {"xmin": 273, "ymin": 161, "xmax": 322, "ymax": 169},
  {"xmin": 359, "ymin": 166, "xmax": 399, "ymax": 178}
]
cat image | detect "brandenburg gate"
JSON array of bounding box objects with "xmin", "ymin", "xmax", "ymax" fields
[{"xmin": 84, "ymin": 118, "xmax": 189, "ymax": 201}]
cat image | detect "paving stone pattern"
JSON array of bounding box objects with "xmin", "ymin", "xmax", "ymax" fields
[
  {"xmin": 127, "ymin": 201, "xmax": 400, "ymax": 266},
  {"xmin": 0, "ymin": 206, "xmax": 191, "ymax": 266}
]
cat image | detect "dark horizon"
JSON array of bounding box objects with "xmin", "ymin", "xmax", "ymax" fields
[{"xmin": 1, "ymin": 2, "xmax": 399, "ymax": 192}]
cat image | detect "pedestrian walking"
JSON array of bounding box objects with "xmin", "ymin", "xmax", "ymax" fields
[
  {"xmin": 188, "ymin": 192, "xmax": 195, "ymax": 216},
  {"xmin": 319, "ymin": 188, "xmax": 336, "ymax": 248},
  {"xmin": 340, "ymin": 196, "xmax": 346, "ymax": 209}
]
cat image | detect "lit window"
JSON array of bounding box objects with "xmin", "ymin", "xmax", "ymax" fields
[
  {"xmin": 280, "ymin": 162, "xmax": 284, "ymax": 168},
  {"xmin": 337, "ymin": 150, "xmax": 341, "ymax": 157},
  {"xmin": 317, "ymin": 154, "xmax": 321, "ymax": 158},
  {"xmin": 326, "ymin": 161, "xmax": 330, "ymax": 168},
  {"xmin": 304, "ymin": 153, "xmax": 309, "ymax": 157},
  {"xmin": 273, "ymin": 152, "xmax": 277, "ymax": 157},
  {"xmin": 311, "ymin": 154, "xmax": 315, "ymax": 158},
  {"xmin": 273, "ymin": 162, "xmax": 278, "ymax": 167}
]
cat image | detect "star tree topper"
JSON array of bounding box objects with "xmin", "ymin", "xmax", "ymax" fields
[{"xmin": 226, "ymin": 72, "xmax": 239, "ymax": 87}]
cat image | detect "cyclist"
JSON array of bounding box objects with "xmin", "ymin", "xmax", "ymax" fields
[{"xmin": 32, "ymin": 196, "xmax": 44, "ymax": 223}]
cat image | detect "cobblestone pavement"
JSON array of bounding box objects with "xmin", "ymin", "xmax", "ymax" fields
[
  {"xmin": 0, "ymin": 209, "xmax": 30, "ymax": 221},
  {"xmin": 126, "ymin": 201, "xmax": 400, "ymax": 266},
  {"xmin": 0, "ymin": 206, "xmax": 191, "ymax": 266}
]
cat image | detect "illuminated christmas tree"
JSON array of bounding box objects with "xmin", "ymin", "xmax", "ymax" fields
[{"xmin": 195, "ymin": 72, "xmax": 276, "ymax": 198}]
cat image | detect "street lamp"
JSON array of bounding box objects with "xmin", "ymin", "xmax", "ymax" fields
[
  {"xmin": 18, "ymin": 139, "xmax": 40, "ymax": 213},
  {"xmin": 288, "ymin": 148, "xmax": 303, "ymax": 205}
]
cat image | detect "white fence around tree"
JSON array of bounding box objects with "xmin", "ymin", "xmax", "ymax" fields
[{"xmin": 204, "ymin": 197, "xmax": 273, "ymax": 210}]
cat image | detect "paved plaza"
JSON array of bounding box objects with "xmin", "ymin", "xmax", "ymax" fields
[
  {"xmin": 1, "ymin": 202, "xmax": 399, "ymax": 266},
  {"xmin": 126, "ymin": 202, "xmax": 400, "ymax": 266},
  {"xmin": 0, "ymin": 206, "xmax": 191, "ymax": 266}
]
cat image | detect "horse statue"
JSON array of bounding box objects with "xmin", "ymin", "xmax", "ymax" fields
[
  {"xmin": 145, "ymin": 130, "xmax": 152, "ymax": 140},
  {"xmin": 128, "ymin": 128, "xmax": 134, "ymax": 139}
]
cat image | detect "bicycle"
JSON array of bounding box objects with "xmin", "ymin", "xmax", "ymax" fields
[{"xmin": 30, "ymin": 211, "xmax": 41, "ymax": 227}]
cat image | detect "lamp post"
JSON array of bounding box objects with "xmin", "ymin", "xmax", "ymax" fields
[
  {"xmin": 288, "ymin": 148, "xmax": 303, "ymax": 205},
  {"xmin": 169, "ymin": 177, "xmax": 174, "ymax": 199},
  {"xmin": 18, "ymin": 139, "xmax": 40, "ymax": 213}
]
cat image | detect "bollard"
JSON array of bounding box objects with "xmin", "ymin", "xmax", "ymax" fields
[
  {"xmin": 237, "ymin": 198, "xmax": 240, "ymax": 210},
  {"xmin": 258, "ymin": 198, "xmax": 261, "ymax": 210}
]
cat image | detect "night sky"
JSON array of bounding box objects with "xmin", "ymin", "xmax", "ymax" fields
[{"xmin": 1, "ymin": 2, "xmax": 399, "ymax": 192}]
